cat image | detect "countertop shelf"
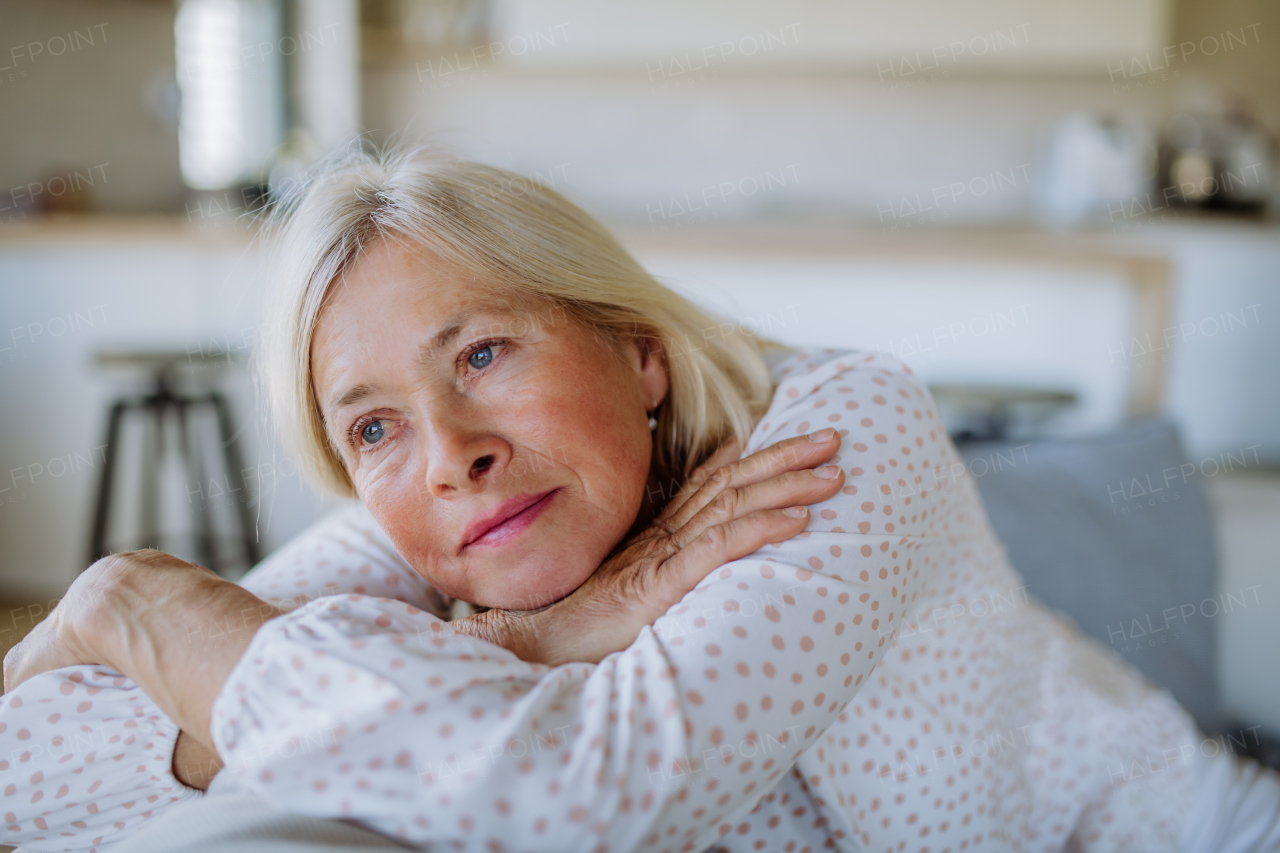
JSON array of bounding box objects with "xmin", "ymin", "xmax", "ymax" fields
[{"xmin": 3, "ymin": 211, "xmax": 1276, "ymax": 252}]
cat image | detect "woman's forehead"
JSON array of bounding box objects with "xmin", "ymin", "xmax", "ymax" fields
[
  {"xmin": 326, "ymin": 240, "xmax": 537, "ymax": 326},
  {"xmin": 311, "ymin": 250, "xmax": 576, "ymax": 394}
]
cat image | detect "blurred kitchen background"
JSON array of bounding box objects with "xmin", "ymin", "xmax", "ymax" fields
[{"xmin": 0, "ymin": 0, "xmax": 1278, "ymax": 756}]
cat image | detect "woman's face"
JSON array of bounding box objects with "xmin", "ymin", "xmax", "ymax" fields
[{"xmin": 311, "ymin": 238, "xmax": 668, "ymax": 609}]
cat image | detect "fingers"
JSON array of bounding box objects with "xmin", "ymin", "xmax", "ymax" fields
[
  {"xmin": 657, "ymin": 507, "xmax": 812, "ymax": 599},
  {"xmin": 727, "ymin": 430, "xmax": 842, "ymax": 488},
  {"xmin": 2, "ymin": 616, "xmax": 76, "ymax": 693},
  {"xmin": 686, "ymin": 437, "xmax": 742, "ymax": 490},
  {"xmin": 660, "ymin": 437, "xmax": 741, "ymax": 522},
  {"xmin": 3, "ymin": 640, "xmax": 23, "ymax": 693},
  {"xmin": 3, "ymin": 630, "xmax": 44, "ymax": 693},
  {"xmin": 3, "ymin": 615, "xmax": 50, "ymax": 691},
  {"xmin": 669, "ymin": 465, "xmax": 843, "ymax": 551},
  {"xmin": 662, "ymin": 430, "xmax": 841, "ymax": 530}
]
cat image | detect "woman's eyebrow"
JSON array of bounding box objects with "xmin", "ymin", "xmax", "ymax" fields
[
  {"xmin": 417, "ymin": 317, "xmax": 469, "ymax": 364},
  {"xmin": 329, "ymin": 383, "xmax": 378, "ymax": 412}
]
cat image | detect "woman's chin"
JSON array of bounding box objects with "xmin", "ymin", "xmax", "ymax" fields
[{"xmin": 468, "ymin": 550, "xmax": 597, "ymax": 612}]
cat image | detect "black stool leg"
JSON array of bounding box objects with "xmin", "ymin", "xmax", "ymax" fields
[
  {"xmin": 87, "ymin": 401, "xmax": 127, "ymax": 569},
  {"xmin": 177, "ymin": 398, "xmax": 217, "ymax": 571},
  {"xmin": 210, "ymin": 391, "xmax": 261, "ymax": 570},
  {"xmin": 137, "ymin": 399, "xmax": 165, "ymax": 552}
]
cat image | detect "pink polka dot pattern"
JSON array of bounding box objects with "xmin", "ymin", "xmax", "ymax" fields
[
  {"xmin": 0, "ymin": 350, "xmax": 1199, "ymax": 852},
  {"xmin": 747, "ymin": 351, "xmax": 1196, "ymax": 853},
  {"xmin": 0, "ymin": 667, "xmax": 200, "ymax": 850}
]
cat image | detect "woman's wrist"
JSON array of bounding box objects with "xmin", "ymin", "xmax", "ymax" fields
[
  {"xmin": 451, "ymin": 607, "xmax": 554, "ymax": 665},
  {"xmin": 453, "ymin": 601, "xmax": 623, "ymax": 668}
]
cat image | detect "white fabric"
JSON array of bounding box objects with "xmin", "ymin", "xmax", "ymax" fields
[
  {"xmin": 1182, "ymin": 747, "xmax": 1280, "ymax": 853},
  {"xmin": 108, "ymin": 770, "xmax": 408, "ymax": 853},
  {"xmin": 101, "ymin": 766, "xmax": 828, "ymax": 853},
  {"xmin": 0, "ymin": 349, "xmax": 1218, "ymax": 852}
]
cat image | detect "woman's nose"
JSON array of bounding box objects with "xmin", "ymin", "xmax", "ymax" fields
[{"xmin": 420, "ymin": 417, "xmax": 511, "ymax": 498}]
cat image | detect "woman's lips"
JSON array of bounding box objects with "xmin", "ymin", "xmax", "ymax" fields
[{"xmin": 462, "ymin": 489, "xmax": 560, "ymax": 550}]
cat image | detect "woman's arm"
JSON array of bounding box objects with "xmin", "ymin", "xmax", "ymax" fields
[
  {"xmin": 0, "ymin": 505, "xmax": 450, "ymax": 852},
  {"xmin": 0, "ymin": 554, "xmax": 278, "ymax": 853},
  {"xmin": 201, "ymin": 352, "xmax": 954, "ymax": 850}
]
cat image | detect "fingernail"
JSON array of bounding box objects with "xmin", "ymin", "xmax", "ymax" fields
[
  {"xmin": 808, "ymin": 428, "xmax": 836, "ymax": 443},
  {"xmin": 813, "ymin": 465, "xmax": 840, "ymax": 479},
  {"xmin": 783, "ymin": 506, "xmax": 808, "ymax": 518}
]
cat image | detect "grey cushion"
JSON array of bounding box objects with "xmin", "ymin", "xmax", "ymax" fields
[{"xmin": 958, "ymin": 420, "xmax": 1224, "ymax": 734}]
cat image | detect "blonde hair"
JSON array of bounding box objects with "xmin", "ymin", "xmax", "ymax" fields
[{"xmin": 259, "ymin": 146, "xmax": 774, "ymax": 499}]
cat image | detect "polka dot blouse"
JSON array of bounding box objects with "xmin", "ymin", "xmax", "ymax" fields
[{"xmin": 0, "ymin": 349, "xmax": 1200, "ymax": 852}]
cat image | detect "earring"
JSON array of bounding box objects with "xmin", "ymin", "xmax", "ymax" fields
[{"xmin": 648, "ymin": 399, "xmax": 658, "ymax": 431}]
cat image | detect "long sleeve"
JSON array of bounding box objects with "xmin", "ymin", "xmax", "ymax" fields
[
  {"xmin": 0, "ymin": 504, "xmax": 443, "ymax": 852},
  {"xmin": 754, "ymin": 356, "xmax": 1200, "ymax": 850},
  {"xmin": 209, "ymin": 350, "xmax": 957, "ymax": 852},
  {"xmin": 0, "ymin": 666, "xmax": 199, "ymax": 852}
]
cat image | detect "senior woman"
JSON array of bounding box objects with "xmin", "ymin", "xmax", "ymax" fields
[{"xmin": 4, "ymin": 149, "xmax": 1279, "ymax": 853}]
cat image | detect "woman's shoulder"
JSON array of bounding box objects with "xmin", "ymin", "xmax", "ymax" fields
[
  {"xmin": 748, "ymin": 347, "xmax": 957, "ymax": 525},
  {"xmin": 764, "ymin": 348, "xmax": 927, "ymax": 412}
]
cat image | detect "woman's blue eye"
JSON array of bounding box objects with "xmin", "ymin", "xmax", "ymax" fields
[
  {"xmin": 361, "ymin": 420, "xmax": 385, "ymax": 445},
  {"xmin": 467, "ymin": 346, "xmax": 494, "ymax": 370}
]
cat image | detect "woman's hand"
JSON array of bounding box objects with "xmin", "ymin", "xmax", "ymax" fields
[
  {"xmin": 3, "ymin": 550, "xmax": 282, "ymax": 760},
  {"xmin": 2, "ymin": 589, "xmax": 98, "ymax": 695},
  {"xmin": 457, "ymin": 428, "xmax": 844, "ymax": 666}
]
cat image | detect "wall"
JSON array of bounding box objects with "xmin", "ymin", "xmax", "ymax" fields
[
  {"xmin": 1, "ymin": 0, "xmax": 1273, "ymax": 221},
  {"xmin": 0, "ymin": 224, "xmax": 344, "ymax": 599},
  {"xmin": 491, "ymin": 0, "xmax": 1171, "ymax": 71},
  {"xmin": 362, "ymin": 69, "xmax": 1177, "ymax": 226},
  {"xmin": 1114, "ymin": 222, "xmax": 1280, "ymax": 463},
  {"xmin": 361, "ymin": 0, "xmax": 1277, "ymax": 227},
  {"xmin": 0, "ymin": 0, "xmax": 184, "ymax": 217}
]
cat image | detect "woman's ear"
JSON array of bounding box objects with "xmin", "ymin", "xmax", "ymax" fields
[{"xmin": 636, "ymin": 336, "xmax": 669, "ymax": 410}]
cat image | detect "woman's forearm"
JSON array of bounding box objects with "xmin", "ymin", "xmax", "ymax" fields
[
  {"xmin": 81, "ymin": 554, "xmax": 283, "ymax": 750},
  {"xmin": 0, "ymin": 514, "xmax": 436, "ymax": 851},
  {"xmin": 114, "ymin": 585, "xmax": 281, "ymax": 750}
]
